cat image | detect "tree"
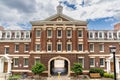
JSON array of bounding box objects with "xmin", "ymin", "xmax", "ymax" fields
[
  {"xmin": 31, "ymin": 62, "xmax": 46, "ymax": 79},
  {"xmin": 71, "ymin": 63, "xmax": 83, "ymax": 76}
]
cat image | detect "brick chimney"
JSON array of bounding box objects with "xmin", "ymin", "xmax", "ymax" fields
[
  {"xmin": 114, "ymin": 23, "xmax": 120, "ymax": 30},
  {"xmin": 0, "ymin": 26, "xmax": 4, "ymax": 30}
]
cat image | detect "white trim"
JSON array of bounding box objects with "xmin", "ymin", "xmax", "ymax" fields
[
  {"xmin": 89, "ymin": 43, "xmax": 94, "ymax": 52},
  {"xmin": 11, "ymin": 70, "xmax": 31, "ymax": 72},
  {"xmin": 98, "ymin": 31, "xmax": 104, "ymax": 39}
]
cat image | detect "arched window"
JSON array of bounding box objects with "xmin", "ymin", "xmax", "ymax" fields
[
  {"xmin": 98, "ymin": 31, "xmax": 104, "ymax": 39},
  {"xmin": 15, "ymin": 31, "xmax": 21, "ymax": 39},
  {"xmin": 5, "ymin": 31, "xmax": 11, "ymax": 39},
  {"xmin": 0, "ymin": 31, "xmax": 2, "ymax": 39},
  {"xmin": 117, "ymin": 31, "xmax": 120, "ymax": 39},
  {"xmin": 24, "ymin": 31, "xmax": 30, "ymax": 39},
  {"xmin": 107, "ymin": 31, "xmax": 113, "ymax": 39}
]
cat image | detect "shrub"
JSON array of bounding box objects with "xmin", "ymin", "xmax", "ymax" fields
[
  {"xmin": 71, "ymin": 63, "xmax": 83, "ymax": 76},
  {"xmin": 31, "ymin": 62, "xmax": 46, "ymax": 78},
  {"xmin": 89, "ymin": 68, "xmax": 104, "ymax": 77},
  {"xmin": 104, "ymin": 73, "xmax": 114, "ymax": 79}
]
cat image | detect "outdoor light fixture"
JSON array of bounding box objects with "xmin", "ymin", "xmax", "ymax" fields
[{"xmin": 109, "ymin": 45, "xmax": 116, "ymax": 80}]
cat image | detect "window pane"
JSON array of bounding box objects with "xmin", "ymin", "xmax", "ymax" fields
[
  {"xmin": 25, "ymin": 44, "xmax": 29, "ymax": 51},
  {"xmin": 47, "ymin": 30, "xmax": 52, "ymax": 37},
  {"xmin": 99, "ymin": 44, "xmax": 104, "ymax": 51},
  {"xmin": 100, "ymin": 58, "xmax": 104, "ymax": 66},
  {"xmin": 47, "ymin": 44, "xmax": 52, "ymax": 51},
  {"xmin": 67, "ymin": 30, "xmax": 72, "ymax": 37},
  {"xmin": 35, "ymin": 58, "xmax": 40, "ymax": 64},
  {"xmin": 36, "ymin": 30, "xmax": 41, "ymax": 37},
  {"xmin": 36, "ymin": 44, "xmax": 40, "ymax": 51},
  {"xmin": 15, "ymin": 45, "xmax": 19, "ymax": 51},
  {"xmin": 57, "ymin": 44, "xmax": 61, "ymax": 51},
  {"xmin": 14, "ymin": 58, "xmax": 18, "ymax": 66},
  {"xmin": 57, "ymin": 30, "xmax": 62, "ymax": 37},
  {"xmin": 78, "ymin": 30, "xmax": 82, "ymax": 37},
  {"xmin": 67, "ymin": 44, "xmax": 71, "ymax": 51},
  {"xmin": 24, "ymin": 58, "xmax": 28, "ymax": 66},
  {"xmin": 90, "ymin": 58, "xmax": 94, "ymax": 66},
  {"xmin": 5, "ymin": 47, "xmax": 9, "ymax": 54},
  {"xmin": 78, "ymin": 44, "xmax": 83, "ymax": 51},
  {"xmin": 89, "ymin": 44, "xmax": 94, "ymax": 51}
]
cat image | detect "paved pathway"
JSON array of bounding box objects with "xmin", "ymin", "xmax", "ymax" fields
[{"xmin": 0, "ymin": 73, "xmax": 9, "ymax": 80}]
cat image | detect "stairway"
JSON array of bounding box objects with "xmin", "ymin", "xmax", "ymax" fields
[{"xmin": 47, "ymin": 76, "xmax": 70, "ymax": 80}]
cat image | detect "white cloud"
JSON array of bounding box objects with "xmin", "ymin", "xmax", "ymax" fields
[{"xmin": 0, "ymin": 0, "xmax": 120, "ymax": 30}]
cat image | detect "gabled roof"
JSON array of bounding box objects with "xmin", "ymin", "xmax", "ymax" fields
[
  {"xmin": 30, "ymin": 4, "xmax": 87, "ymax": 26},
  {"xmin": 44, "ymin": 13, "xmax": 75, "ymax": 21}
]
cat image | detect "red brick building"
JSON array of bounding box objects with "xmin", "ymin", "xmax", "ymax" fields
[{"xmin": 0, "ymin": 4, "xmax": 120, "ymax": 76}]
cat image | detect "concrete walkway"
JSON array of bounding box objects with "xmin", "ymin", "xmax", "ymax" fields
[{"xmin": 0, "ymin": 73, "xmax": 9, "ymax": 80}]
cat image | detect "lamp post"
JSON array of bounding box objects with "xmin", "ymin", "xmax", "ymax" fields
[{"xmin": 109, "ymin": 45, "xmax": 116, "ymax": 80}]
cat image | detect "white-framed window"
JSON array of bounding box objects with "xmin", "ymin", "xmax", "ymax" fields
[
  {"xmin": 78, "ymin": 58, "xmax": 84, "ymax": 68},
  {"xmin": 117, "ymin": 31, "xmax": 120, "ymax": 39},
  {"xmin": 90, "ymin": 58, "xmax": 95, "ymax": 67},
  {"xmin": 23, "ymin": 58, "xmax": 28, "ymax": 67},
  {"xmin": 5, "ymin": 47, "xmax": 9, "ymax": 54},
  {"xmin": 14, "ymin": 58, "xmax": 18, "ymax": 67},
  {"xmin": 99, "ymin": 44, "xmax": 104, "ymax": 52},
  {"xmin": 100, "ymin": 58, "xmax": 105, "ymax": 67},
  {"xmin": 47, "ymin": 29, "xmax": 52, "ymax": 38},
  {"xmin": 78, "ymin": 30, "xmax": 83, "ymax": 38},
  {"xmin": 78, "ymin": 44, "xmax": 83, "ymax": 51},
  {"xmin": 36, "ymin": 30, "xmax": 41, "ymax": 38},
  {"xmin": 67, "ymin": 42, "xmax": 72, "ymax": 52},
  {"xmin": 35, "ymin": 44, "xmax": 40, "ymax": 51},
  {"xmin": 15, "ymin": 44, "xmax": 19, "ymax": 52},
  {"xmin": 57, "ymin": 29, "xmax": 62, "ymax": 38},
  {"xmin": 15, "ymin": 31, "xmax": 21, "ymax": 39},
  {"xmin": 24, "ymin": 31, "xmax": 30, "ymax": 39},
  {"xmin": 47, "ymin": 43, "xmax": 52, "ymax": 52},
  {"xmin": 5, "ymin": 31, "xmax": 11, "ymax": 39},
  {"xmin": 35, "ymin": 58, "xmax": 40, "ymax": 64},
  {"xmin": 24, "ymin": 44, "xmax": 29, "ymax": 52},
  {"xmin": 89, "ymin": 32, "xmax": 95, "ymax": 39},
  {"xmin": 107, "ymin": 32, "xmax": 113, "ymax": 39},
  {"xmin": 67, "ymin": 29, "xmax": 72, "ymax": 38},
  {"xmin": 89, "ymin": 43, "xmax": 94, "ymax": 52},
  {"xmin": 57, "ymin": 42, "xmax": 62, "ymax": 52},
  {"xmin": 0, "ymin": 31, "xmax": 2, "ymax": 39},
  {"xmin": 98, "ymin": 31, "xmax": 104, "ymax": 39}
]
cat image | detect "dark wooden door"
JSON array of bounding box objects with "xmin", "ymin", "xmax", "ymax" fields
[
  {"xmin": 4, "ymin": 62, "xmax": 8, "ymax": 73},
  {"xmin": 110, "ymin": 62, "xmax": 114, "ymax": 72}
]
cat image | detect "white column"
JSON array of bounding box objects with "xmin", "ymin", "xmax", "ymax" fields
[
  {"xmin": 0, "ymin": 59, "xmax": 2, "ymax": 73},
  {"xmin": 116, "ymin": 59, "xmax": 119, "ymax": 74},
  {"xmin": 7, "ymin": 59, "xmax": 11, "ymax": 73},
  {"xmin": 107, "ymin": 60, "xmax": 110, "ymax": 73}
]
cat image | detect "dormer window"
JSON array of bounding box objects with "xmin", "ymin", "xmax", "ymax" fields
[
  {"xmin": 0, "ymin": 31, "xmax": 2, "ymax": 39},
  {"xmin": 107, "ymin": 32, "xmax": 113, "ymax": 39},
  {"xmin": 89, "ymin": 32, "xmax": 95, "ymax": 39},
  {"xmin": 24, "ymin": 31, "xmax": 30, "ymax": 39},
  {"xmin": 15, "ymin": 31, "xmax": 21, "ymax": 39},
  {"xmin": 5, "ymin": 31, "xmax": 11, "ymax": 39},
  {"xmin": 98, "ymin": 32, "xmax": 104, "ymax": 39},
  {"xmin": 117, "ymin": 31, "xmax": 120, "ymax": 39}
]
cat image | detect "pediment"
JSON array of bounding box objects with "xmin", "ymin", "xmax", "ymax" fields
[{"xmin": 44, "ymin": 14, "xmax": 75, "ymax": 21}]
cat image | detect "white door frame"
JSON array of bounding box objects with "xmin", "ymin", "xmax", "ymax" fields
[
  {"xmin": 0, "ymin": 55, "xmax": 12, "ymax": 73},
  {"xmin": 106, "ymin": 56, "xmax": 119, "ymax": 74}
]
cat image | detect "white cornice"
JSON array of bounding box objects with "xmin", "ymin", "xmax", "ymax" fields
[{"xmin": 88, "ymin": 40, "xmax": 120, "ymax": 42}]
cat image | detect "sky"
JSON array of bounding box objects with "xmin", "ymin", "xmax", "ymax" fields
[{"xmin": 0, "ymin": 0, "xmax": 120, "ymax": 30}]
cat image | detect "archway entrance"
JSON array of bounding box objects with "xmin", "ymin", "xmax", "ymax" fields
[
  {"xmin": 48, "ymin": 56, "xmax": 70, "ymax": 76},
  {"xmin": 0, "ymin": 55, "xmax": 12, "ymax": 73}
]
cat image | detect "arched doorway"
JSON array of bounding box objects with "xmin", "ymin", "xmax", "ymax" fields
[
  {"xmin": 0, "ymin": 55, "xmax": 12, "ymax": 73},
  {"xmin": 48, "ymin": 56, "xmax": 70, "ymax": 76},
  {"xmin": 106, "ymin": 56, "xmax": 119, "ymax": 74}
]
